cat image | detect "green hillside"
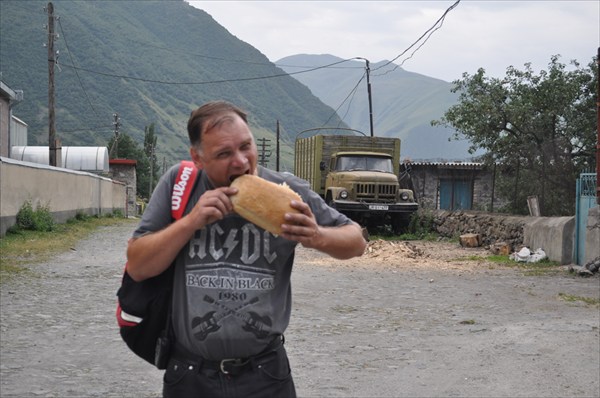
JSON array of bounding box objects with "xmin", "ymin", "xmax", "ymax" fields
[
  {"xmin": 276, "ymin": 54, "xmax": 478, "ymax": 160},
  {"xmin": 0, "ymin": 0, "xmax": 346, "ymax": 172}
]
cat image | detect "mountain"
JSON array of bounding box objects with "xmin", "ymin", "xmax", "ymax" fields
[
  {"xmin": 0, "ymin": 0, "xmax": 347, "ymax": 172},
  {"xmin": 276, "ymin": 54, "xmax": 478, "ymax": 161}
]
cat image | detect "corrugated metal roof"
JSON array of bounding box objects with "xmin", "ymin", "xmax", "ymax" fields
[
  {"xmin": 10, "ymin": 146, "xmax": 109, "ymax": 172},
  {"xmin": 407, "ymin": 161, "xmax": 485, "ymax": 170}
]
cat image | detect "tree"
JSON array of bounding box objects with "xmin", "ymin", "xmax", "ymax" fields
[
  {"xmin": 108, "ymin": 132, "xmax": 151, "ymax": 200},
  {"xmin": 433, "ymin": 55, "xmax": 597, "ymax": 216}
]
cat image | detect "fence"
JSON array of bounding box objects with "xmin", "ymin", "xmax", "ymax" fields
[{"xmin": 576, "ymin": 172, "xmax": 599, "ymax": 265}]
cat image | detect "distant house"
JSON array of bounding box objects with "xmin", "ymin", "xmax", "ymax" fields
[
  {"xmin": 0, "ymin": 81, "xmax": 24, "ymax": 158},
  {"xmin": 404, "ymin": 161, "xmax": 505, "ymax": 212}
]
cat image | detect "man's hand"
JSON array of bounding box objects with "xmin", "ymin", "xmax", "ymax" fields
[
  {"xmin": 187, "ymin": 186, "xmax": 238, "ymax": 229},
  {"xmin": 127, "ymin": 186, "xmax": 238, "ymax": 281},
  {"xmin": 280, "ymin": 200, "xmax": 367, "ymax": 259},
  {"xmin": 279, "ymin": 200, "xmax": 320, "ymax": 245}
]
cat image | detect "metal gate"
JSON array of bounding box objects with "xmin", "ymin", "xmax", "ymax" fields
[{"xmin": 575, "ymin": 173, "xmax": 598, "ymax": 265}]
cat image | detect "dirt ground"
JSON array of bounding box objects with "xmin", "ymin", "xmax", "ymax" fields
[{"xmin": 1, "ymin": 221, "xmax": 599, "ymax": 398}]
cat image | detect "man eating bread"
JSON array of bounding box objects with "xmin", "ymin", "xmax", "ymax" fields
[{"xmin": 126, "ymin": 100, "xmax": 367, "ymax": 397}]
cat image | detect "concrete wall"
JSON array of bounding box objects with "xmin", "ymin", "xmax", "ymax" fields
[
  {"xmin": 584, "ymin": 206, "xmax": 600, "ymax": 265},
  {"xmin": 0, "ymin": 156, "xmax": 127, "ymax": 236},
  {"xmin": 523, "ymin": 216, "xmax": 575, "ymax": 265}
]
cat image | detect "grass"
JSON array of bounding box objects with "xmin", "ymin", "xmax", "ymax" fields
[
  {"xmin": 507, "ymin": 258, "xmax": 563, "ymax": 276},
  {"xmin": 450, "ymin": 252, "xmax": 563, "ymax": 275},
  {"xmin": 558, "ymin": 293, "xmax": 600, "ymax": 306},
  {"xmin": 0, "ymin": 216, "xmax": 137, "ymax": 283}
]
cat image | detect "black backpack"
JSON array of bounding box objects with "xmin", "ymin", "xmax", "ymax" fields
[{"xmin": 116, "ymin": 160, "xmax": 198, "ymax": 368}]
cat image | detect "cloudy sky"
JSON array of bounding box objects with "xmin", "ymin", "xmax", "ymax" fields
[{"xmin": 189, "ymin": 0, "xmax": 599, "ymax": 82}]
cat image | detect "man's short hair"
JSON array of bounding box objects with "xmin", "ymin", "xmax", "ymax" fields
[{"xmin": 187, "ymin": 101, "xmax": 248, "ymax": 147}]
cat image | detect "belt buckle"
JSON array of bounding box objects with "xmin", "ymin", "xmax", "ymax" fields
[{"xmin": 219, "ymin": 358, "xmax": 246, "ymax": 375}]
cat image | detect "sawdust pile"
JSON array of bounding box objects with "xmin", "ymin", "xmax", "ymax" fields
[{"xmin": 364, "ymin": 240, "xmax": 424, "ymax": 260}]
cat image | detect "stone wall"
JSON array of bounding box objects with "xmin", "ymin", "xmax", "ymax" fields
[
  {"xmin": 109, "ymin": 160, "xmax": 137, "ymax": 217},
  {"xmin": 428, "ymin": 208, "xmax": 599, "ymax": 266},
  {"xmin": 431, "ymin": 209, "xmax": 530, "ymax": 249}
]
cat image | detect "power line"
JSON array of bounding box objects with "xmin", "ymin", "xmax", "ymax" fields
[
  {"xmin": 57, "ymin": 17, "xmax": 103, "ymax": 120},
  {"xmin": 59, "ymin": 125, "xmax": 114, "ymax": 134},
  {"xmin": 274, "ymin": 62, "xmax": 363, "ymax": 71},
  {"xmin": 324, "ymin": 0, "xmax": 461, "ymax": 132},
  {"xmin": 322, "ymin": 72, "xmax": 366, "ymax": 127},
  {"xmin": 40, "ymin": 0, "xmax": 460, "ymax": 140},
  {"xmin": 49, "ymin": 1, "xmax": 459, "ymax": 89},
  {"xmin": 278, "ymin": 1, "xmax": 461, "ymax": 129},
  {"xmin": 60, "ymin": 57, "xmax": 357, "ymax": 85},
  {"xmin": 373, "ymin": 0, "xmax": 461, "ymax": 75}
]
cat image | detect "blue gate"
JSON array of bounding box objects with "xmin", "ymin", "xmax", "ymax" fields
[{"xmin": 575, "ymin": 173, "xmax": 598, "ymax": 265}]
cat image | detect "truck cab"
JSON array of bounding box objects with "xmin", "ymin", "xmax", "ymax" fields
[
  {"xmin": 294, "ymin": 133, "xmax": 418, "ymax": 234},
  {"xmin": 323, "ymin": 151, "xmax": 418, "ymax": 233}
]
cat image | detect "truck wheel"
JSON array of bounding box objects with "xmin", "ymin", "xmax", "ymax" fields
[
  {"xmin": 391, "ymin": 216, "xmax": 408, "ymax": 235},
  {"xmin": 326, "ymin": 194, "xmax": 335, "ymax": 209}
]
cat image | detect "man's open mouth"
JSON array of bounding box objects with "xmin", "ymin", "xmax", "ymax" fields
[{"xmin": 229, "ymin": 171, "xmax": 249, "ymax": 183}]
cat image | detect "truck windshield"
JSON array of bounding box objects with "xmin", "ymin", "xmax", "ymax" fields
[{"xmin": 336, "ymin": 156, "xmax": 393, "ymax": 172}]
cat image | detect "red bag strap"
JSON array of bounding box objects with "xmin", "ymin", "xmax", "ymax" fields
[{"xmin": 170, "ymin": 160, "xmax": 198, "ymax": 220}]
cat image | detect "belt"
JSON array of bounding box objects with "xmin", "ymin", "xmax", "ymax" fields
[{"xmin": 172, "ymin": 335, "xmax": 284, "ymax": 376}]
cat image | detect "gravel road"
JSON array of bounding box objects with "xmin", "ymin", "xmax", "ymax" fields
[{"xmin": 1, "ymin": 221, "xmax": 599, "ymax": 397}]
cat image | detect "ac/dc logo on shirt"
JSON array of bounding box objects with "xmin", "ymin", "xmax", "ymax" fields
[{"xmin": 188, "ymin": 222, "xmax": 281, "ymax": 266}]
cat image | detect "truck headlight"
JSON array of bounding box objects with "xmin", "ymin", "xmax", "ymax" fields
[
  {"xmin": 400, "ymin": 192, "xmax": 409, "ymax": 201},
  {"xmin": 339, "ymin": 190, "xmax": 349, "ymax": 199}
]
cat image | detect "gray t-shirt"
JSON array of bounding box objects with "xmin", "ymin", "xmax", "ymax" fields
[{"xmin": 134, "ymin": 165, "xmax": 352, "ymax": 360}]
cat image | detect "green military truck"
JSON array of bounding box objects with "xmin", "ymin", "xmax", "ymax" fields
[{"xmin": 294, "ymin": 134, "xmax": 418, "ymax": 234}]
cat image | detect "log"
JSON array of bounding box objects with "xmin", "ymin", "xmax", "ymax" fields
[
  {"xmin": 490, "ymin": 241, "xmax": 512, "ymax": 255},
  {"xmin": 460, "ymin": 233, "xmax": 481, "ymax": 247}
]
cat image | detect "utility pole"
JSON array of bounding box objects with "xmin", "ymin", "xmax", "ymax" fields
[
  {"xmin": 276, "ymin": 120, "xmax": 280, "ymax": 171},
  {"xmin": 46, "ymin": 2, "xmax": 61, "ymax": 166},
  {"xmin": 148, "ymin": 141, "xmax": 155, "ymax": 197},
  {"xmin": 111, "ymin": 113, "xmax": 120, "ymax": 157},
  {"xmin": 596, "ymin": 47, "xmax": 599, "ymax": 204},
  {"xmin": 357, "ymin": 57, "xmax": 375, "ymax": 137},
  {"xmin": 257, "ymin": 138, "xmax": 272, "ymax": 167}
]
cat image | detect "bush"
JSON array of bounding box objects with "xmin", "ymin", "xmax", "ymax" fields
[
  {"xmin": 15, "ymin": 201, "xmax": 36, "ymax": 230},
  {"xmin": 14, "ymin": 201, "xmax": 55, "ymax": 232},
  {"xmin": 407, "ymin": 210, "xmax": 435, "ymax": 237},
  {"xmin": 111, "ymin": 209, "xmax": 124, "ymax": 218},
  {"xmin": 75, "ymin": 212, "xmax": 90, "ymax": 221},
  {"xmin": 32, "ymin": 204, "xmax": 54, "ymax": 232}
]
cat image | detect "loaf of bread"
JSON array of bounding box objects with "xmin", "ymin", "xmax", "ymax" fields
[{"xmin": 230, "ymin": 174, "xmax": 302, "ymax": 235}]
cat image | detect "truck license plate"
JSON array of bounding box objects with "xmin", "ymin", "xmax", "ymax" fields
[{"xmin": 369, "ymin": 205, "xmax": 389, "ymax": 211}]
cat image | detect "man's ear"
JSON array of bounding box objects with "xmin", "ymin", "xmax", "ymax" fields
[{"xmin": 190, "ymin": 147, "xmax": 204, "ymax": 170}]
